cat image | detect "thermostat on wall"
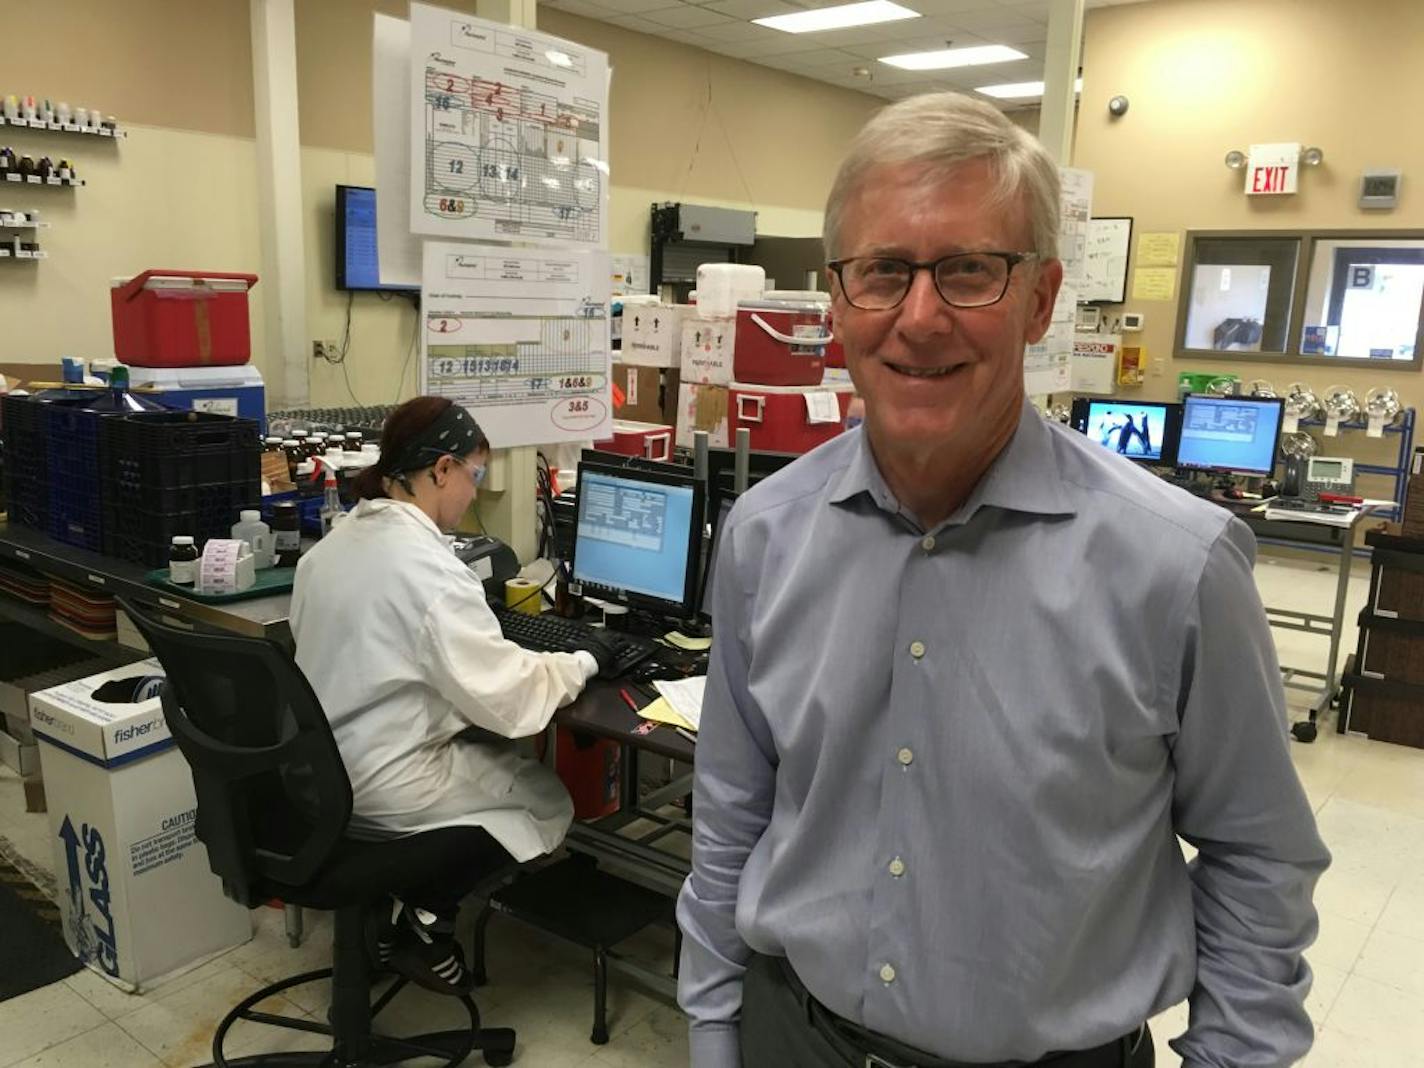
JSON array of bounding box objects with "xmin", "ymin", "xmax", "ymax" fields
[
  {"xmin": 1360, "ymin": 169, "xmax": 1401, "ymax": 210},
  {"xmin": 1121, "ymin": 312, "xmax": 1145, "ymax": 332}
]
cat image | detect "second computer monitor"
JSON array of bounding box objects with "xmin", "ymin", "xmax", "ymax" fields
[
  {"xmin": 1070, "ymin": 398, "xmax": 1182, "ymax": 466},
  {"xmin": 1176, "ymin": 394, "xmax": 1285, "ymax": 477},
  {"xmin": 571, "ymin": 462, "xmax": 705, "ymax": 619}
]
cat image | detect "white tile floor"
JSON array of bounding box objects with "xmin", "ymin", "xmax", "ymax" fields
[{"xmin": 1, "ymin": 553, "xmax": 1422, "ymax": 1068}]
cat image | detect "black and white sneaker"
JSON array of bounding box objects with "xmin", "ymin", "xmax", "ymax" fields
[
  {"xmin": 388, "ymin": 906, "xmax": 476, "ymax": 996},
  {"xmin": 366, "ymin": 897, "xmax": 402, "ymax": 971}
]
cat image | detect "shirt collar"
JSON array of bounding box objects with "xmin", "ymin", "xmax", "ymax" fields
[
  {"xmin": 351, "ymin": 496, "xmax": 447, "ymax": 541},
  {"xmin": 829, "ymin": 399, "xmax": 1076, "ymax": 529}
]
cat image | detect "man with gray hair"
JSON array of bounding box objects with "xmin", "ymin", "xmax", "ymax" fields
[{"xmin": 677, "ymin": 92, "xmax": 1328, "ymax": 1068}]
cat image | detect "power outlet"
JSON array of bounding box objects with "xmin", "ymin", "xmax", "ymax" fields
[{"xmin": 312, "ymin": 340, "xmax": 337, "ymax": 360}]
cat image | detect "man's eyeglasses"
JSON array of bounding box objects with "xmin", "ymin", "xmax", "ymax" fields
[{"xmin": 827, "ymin": 251, "xmax": 1039, "ymax": 311}]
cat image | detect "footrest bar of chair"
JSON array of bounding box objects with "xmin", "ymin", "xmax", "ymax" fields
[
  {"xmin": 239, "ymin": 1010, "xmax": 333, "ymax": 1037},
  {"xmin": 367, "ymin": 1028, "xmax": 476, "ymax": 1064}
]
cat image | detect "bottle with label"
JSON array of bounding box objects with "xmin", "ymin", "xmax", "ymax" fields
[
  {"xmin": 264, "ymin": 436, "xmax": 284, "ymax": 453},
  {"xmin": 272, "ymin": 502, "xmax": 301, "ymax": 567},
  {"xmin": 231, "ymin": 510, "xmax": 274, "ymax": 570},
  {"xmin": 169, "ymin": 536, "xmax": 198, "ymax": 585},
  {"xmin": 282, "ymin": 439, "xmax": 304, "ymax": 483},
  {"xmin": 344, "ymin": 431, "xmax": 363, "ymax": 453},
  {"xmin": 319, "ymin": 471, "xmax": 343, "ymax": 537}
]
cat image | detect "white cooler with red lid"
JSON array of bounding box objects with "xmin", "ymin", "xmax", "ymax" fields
[
  {"xmin": 727, "ymin": 381, "xmax": 854, "ymax": 454},
  {"xmin": 593, "ymin": 419, "xmax": 674, "ymax": 462}
]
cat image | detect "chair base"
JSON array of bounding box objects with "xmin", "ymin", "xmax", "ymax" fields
[{"xmin": 204, "ymin": 966, "xmax": 516, "ymax": 1068}]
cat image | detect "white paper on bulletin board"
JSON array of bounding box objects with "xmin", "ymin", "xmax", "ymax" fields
[
  {"xmin": 1057, "ymin": 168, "xmax": 1094, "ymax": 287},
  {"xmin": 421, "ymin": 242, "xmax": 612, "ymax": 447},
  {"xmin": 408, "ymin": 2, "xmax": 609, "ymax": 247},
  {"xmin": 1025, "ymin": 283, "xmax": 1077, "ymax": 394},
  {"xmin": 372, "ymin": 14, "xmax": 423, "ymax": 288},
  {"xmin": 1080, "ymin": 217, "xmax": 1132, "ymax": 303}
]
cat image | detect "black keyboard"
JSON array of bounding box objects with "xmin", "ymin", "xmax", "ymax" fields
[{"xmin": 489, "ymin": 601, "xmax": 655, "ymax": 677}]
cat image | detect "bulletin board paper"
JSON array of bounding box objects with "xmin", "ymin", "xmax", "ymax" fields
[
  {"xmin": 421, "ymin": 242, "xmax": 612, "ymax": 447},
  {"xmin": 1136, "ymin": 231, "xmax": 1181, "ymax": 267},
  {"xmin": 372, "ymin": 14, "xmax": 423, "ymax": 288},
  {"xmin": 1132, "ymin": 267, "xmax": 1177, "ymax": 302},
  {"xmin": 409, "ymin": 3, "xmax": 610, "ymax": 247}
]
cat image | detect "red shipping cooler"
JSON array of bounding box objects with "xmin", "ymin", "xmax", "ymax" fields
[
  {"xmin": 111, "ymin": 270, "xmax": 259, "ymax": 368},
  {"xmin": 593, "ymin": 419, "xmax": 674, "ymax": 462},
  {"xmin": 727, "ymin": 382, "xmax": 855, "ymax": 454},
  {"xmin": 733, "ymin": 300, "xmax": 833, "ymax": 386}
]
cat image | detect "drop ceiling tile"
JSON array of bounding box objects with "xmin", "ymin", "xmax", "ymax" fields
[
  {"xmin": 641, "ymin": 5, "xmax": 737, "ymax": 27},
  {"xmin": 698, "ymin": 0, "xmax": 800, "ymax": 19},
  {"xmin": 696, "ymin": 19, "xmax": 784, "ymax": 41},
  {"xmin": 544, "ymin": 0, "xmax": 612, "ymax": 14},
  {"xmin": 586, "ymin": 0, "xmax": 682, "ymax": 14},
  {"xmin": 906, "ymin": 0, "xmax": 1003, "ymax": 14}
]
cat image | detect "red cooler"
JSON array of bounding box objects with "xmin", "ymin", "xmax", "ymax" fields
[
  {"xmin": 727, "ymin": 382, "xmax": 855, "ymax": 454},
  {"xmin": 111, "ymin": 270, "xmax": 259, "ymax": 368},
  {"xmin": 733, "ymin": 299, "xmax": 833, "ymax": 386},
  {"xmin": 593, "ymin": 419, "xmax": 674, "ymax": 462}
]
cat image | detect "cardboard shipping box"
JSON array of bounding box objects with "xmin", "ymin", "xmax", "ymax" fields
[
  {"xmin": 31, "ymin": 661, "xmax": 252, "ymax": 990},
  {"xmin": 622, "ymin": 303, "xmax": 689, "ymax": 368},
  {"xmin": 680, "ymin": 316, "xmax": 736, "ymax": 386},
  {"xmin": 675, "ymin": 382, "xmax": 730, "ymax": 449}
]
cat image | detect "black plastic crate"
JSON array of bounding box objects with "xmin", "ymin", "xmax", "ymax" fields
[
  {"xmin": 103, "ymin": 504, "xmax": 252, "ymax": 568},
  {"xmin": 46, "ymin": 406, "xmax": 111, "ymax": 551}
]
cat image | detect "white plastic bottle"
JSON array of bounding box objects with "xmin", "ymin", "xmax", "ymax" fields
[{"xmin": 231, "ymin": 510, "xmax": 275, "ymax": 570}]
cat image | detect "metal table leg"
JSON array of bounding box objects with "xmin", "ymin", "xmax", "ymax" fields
[{"xmin": 1291, "ymin": 522, "xmax": 1357, "ymax": 743}]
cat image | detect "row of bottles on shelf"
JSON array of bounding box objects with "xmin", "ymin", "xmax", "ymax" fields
[
  {"xmin": 0, "ymin": 207, "xmax": 41, "ymax": 226},
  {"xmin": 2, "ymin": 95, "xmax": 116, "ymax": 134},
  {"xmin": 0, "ymin": 148, "xmax": 77, "ymax": 182},
  {"xmin": 0, "ymin": 237, "xmax": 44, "ymax": 258}
]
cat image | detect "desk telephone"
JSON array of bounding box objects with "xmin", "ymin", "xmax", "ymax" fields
[{"xmin": 1282, "ymin": 456, "xmax": 1355, "ymax": 501}]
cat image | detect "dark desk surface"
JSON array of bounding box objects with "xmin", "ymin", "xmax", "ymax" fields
[
  {"xmin": 0, "ymin": 520, "xmax": 293, "ymax": 640},
  {"xmin": 1206, "ymin": 495, "xmax": 1368, "ymax": 547},
  {"xmin": 556, "ymin": 678, "xmax": 696, "ymax": 763}
]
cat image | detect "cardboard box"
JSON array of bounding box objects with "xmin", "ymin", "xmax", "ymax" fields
[
  {"xmin": 612, "ymin": 363, "xmax": 663, "ymax": 424},
  {"xmin": 0, "ymin": 360, "xmax": 61, "ymax": 393},
  {"xmin": 23, "ymin": 775, "xmax": 45, "ymax": 813},
  {"xmin": 31, "ymin": 661, "xmax": 252, "ymax": 990},
  {"xmin": 680, "ymin": 316, "xmax": 737, "ymax": 386},
  {"xmin": 675, "ymin": 382, "xmax": 730, "ymax": 449},
  {"xmin": 622, "ymin": 303, "xmax": 689, "ymax": 368}
]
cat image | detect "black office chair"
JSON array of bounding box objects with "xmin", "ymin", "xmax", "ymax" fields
[{"xmin": 120, "ymin": 600, "xmax": 517, "ymax": 1068}]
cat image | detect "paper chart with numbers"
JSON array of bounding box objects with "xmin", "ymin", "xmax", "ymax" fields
[
  {"xmin": 408, "ymin": 2, "xmax": 609, "ymax": 247},
  {"xmin": 422, "ymin": 242, "xmax": 612, "ymax": 447}
]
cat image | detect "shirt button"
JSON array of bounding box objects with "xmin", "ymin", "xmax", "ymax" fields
[
  {"xmin": 897, "ymin": 747, "xmax": 913, "ymax": 766},
  {"xmin": 888, "ymin": 857, "xmax": 906, "ymax": 877},
  {"xmin": 879, "ymin": 963, "xmax": 897, "ymax": 983},
  {"xmin": 921, "ymin": 535, "xmax": 936, "ymax": 552},
  {"xmin": 909, "ymin": 640, "xmax": 926, "ymax": 659}
]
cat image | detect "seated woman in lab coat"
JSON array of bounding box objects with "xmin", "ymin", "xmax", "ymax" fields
[{"xmin": 291, "ymin": 396, "xmax": 618, "ymax": 994}]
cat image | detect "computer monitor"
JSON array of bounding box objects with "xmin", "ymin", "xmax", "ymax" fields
[
  {"xmin": 335, "ymin": 185, "xmax": 418, "ymax": 293},
  {"xmin": 1069, "ymin": 398, "xmax": 1182, "ymax": 466},
  {"xmin": 1176, "ymin": 394, "xmax": 1285, "ymax": 477},
  {"xmin": 571, "ymin": 462, "xmax": 705, "ymax": 619},
  {"xmin": 697, "ymin": 489, "xmax": 739, "ymax": 621}
]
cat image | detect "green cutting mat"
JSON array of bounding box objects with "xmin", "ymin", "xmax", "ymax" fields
[{"xmin": 144, "ymin": 565, "xmax": 296, "ymax": 602}]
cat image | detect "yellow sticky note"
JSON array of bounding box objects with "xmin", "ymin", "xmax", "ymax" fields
[
  {"xmin": 638, "ymin": 697, "xmax": 695, "ymax": 732},
  {"xmin": 1132, "ymin": 267, "xmax": 1177, "ymax": 302},
  {"xmin": 1137, "ymin": 232, "xmax": 1181, "ymax": 267}
]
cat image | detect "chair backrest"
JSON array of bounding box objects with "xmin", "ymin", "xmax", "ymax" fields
[{"xmin": 118, "ymin": 599, "xmax": 353, "ymax": 906}]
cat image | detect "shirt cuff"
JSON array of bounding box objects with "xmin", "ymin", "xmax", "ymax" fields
[
  {"xmin": 574, "ymin": 650, "xmax": 599, "ymax": 679},
  {"xmin": 688, "ymin": 1023, "xmax": 740, "ymax": 1068}
]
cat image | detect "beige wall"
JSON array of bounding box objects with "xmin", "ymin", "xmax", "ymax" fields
[
  {"xmin": 1076, "ymin": 0, "xmax": 1424, "ymax": 416},
  {"xmin": 0, "ymin": 0, "xmax": 254, "ymax": 138}
]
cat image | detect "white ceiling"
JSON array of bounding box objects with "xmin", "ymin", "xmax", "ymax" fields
[{"xmin": 539, "ymin": 0, "xmax": 1149, "ymax": 103}]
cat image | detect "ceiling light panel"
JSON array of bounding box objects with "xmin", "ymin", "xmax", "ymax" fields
[
  {"xmin": 879, "ymin": 44, "xmax": 1027, "ymax": 70},
  {"xmin": 754, "ymin": 1, "xmax": 922, "ymax": 35}
]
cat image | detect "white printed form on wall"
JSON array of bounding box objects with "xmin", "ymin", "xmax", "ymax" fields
[
  {"xmin": 408, "ymin": 3, "xmax": 610, "ymax": 247},
  {"xmin": 1025, "ymin": 167, "xmax": 1093, "ymax": 395},
  {"xmin": 421, "ymin": 243, "xmax": 613, "ymax": 447}
]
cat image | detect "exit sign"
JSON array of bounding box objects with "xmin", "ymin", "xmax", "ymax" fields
[{"xmin": 1246, "ymin": 143, "xmax": 1300, "ymax": 195}]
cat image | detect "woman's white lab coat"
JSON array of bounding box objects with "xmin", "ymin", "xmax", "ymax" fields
[{"xmin": 290, "ymin": 497, "xmax": 596, "ymax": 861}]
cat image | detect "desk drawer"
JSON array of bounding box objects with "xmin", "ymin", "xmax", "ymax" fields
[
  {"xmin": 1360, "ymin": 626, "xmax": 1424, "ymax": 686},
  {"xmin": 1376, "ymin": 567, "xmax": 1424, "ymax": 622},
  {"xmin": 1342, "ymin": 673, "xmax": 1424, "ymax": 749}
]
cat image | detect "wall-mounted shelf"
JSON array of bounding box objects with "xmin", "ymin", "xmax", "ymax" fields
[
  {"xmin": 0, "ymin": 116, "xmax": 122, "ymax": 138},
  {"xmin": 0, "ymin": 173, "xmax": 83, "ymax": 186}
]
